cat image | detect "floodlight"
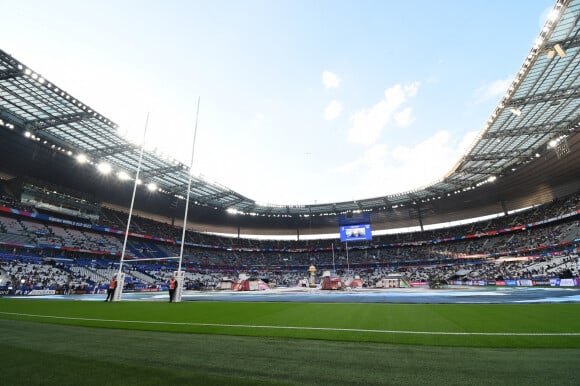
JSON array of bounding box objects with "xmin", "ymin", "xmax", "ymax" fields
[
  {"xmin": 117, "ymin": 171, "xmax": 130, "ymax": 181},
  {"xmin": 136, "ymin": 178, "xmax": 142, "ymax": 185},
  {"xmin": 510, "ymin": 108, "xmax": 522, "ymax": 116},
  {"xmin": 147, "ymin": 182, "xmax": 157, "ymax": 191},
  {"xmin": 97, "ymin": 162, "xmax": 112, "ymax": 174},
  {"xmin": 487, "ymin": 176, "xmax": 497, "ymax": 183},
  {"xmin": 547, "ymin": 9, "xmax": 559, "ymax": 22},
  {"xmin": 76, "ymin": 154, "xmax": 88, "ymax": 164},
  {"xmin": 554, "ymin": 44, "xmax": 566, "ymax": 58},
  {"xmin": 24, "ymin": 131, "xmax": 31, "ymax": 138},
  {"xmin": 548, "ymin": 139, "xmax": 558, "ymax": 148},
  {"xmin": 547, "ymin": 50, "xmax": 556, "ymax": 59}
]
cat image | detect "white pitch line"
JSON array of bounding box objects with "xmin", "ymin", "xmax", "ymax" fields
[{"xmin": 1, "ymin": 311, "xmax": 579, "ymax": 336}]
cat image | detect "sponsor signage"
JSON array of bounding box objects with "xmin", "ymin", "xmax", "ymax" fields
[{"xmin": 517, "ymin": 279, "xmax": 533, "ymax": 287}]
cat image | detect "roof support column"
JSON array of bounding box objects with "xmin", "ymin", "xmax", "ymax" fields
[{"xmin": 500, "ymin": 200, "xmax": 509, "ymax": 217}]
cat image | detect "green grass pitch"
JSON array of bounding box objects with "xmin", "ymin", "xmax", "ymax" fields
[{"xmin": 1, "ymin": 299, "xmax": 580, "ymax": 385}]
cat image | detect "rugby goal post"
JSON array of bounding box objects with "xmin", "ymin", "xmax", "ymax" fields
[
  {"xmin": 172, "ymin": 270, "xmax": 185, "ymax": 303},
  {"xmin": 111, "ymin": 272, "xmax": 125, "ymax": 302}
]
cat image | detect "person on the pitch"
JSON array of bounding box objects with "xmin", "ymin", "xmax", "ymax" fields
[
  {"xmin": 168, "ymin": 276, "xmax": 178, "ymax": 302},
  {"xmin": 105, "ymin": 274, "xmax": 117, "ymax": 302}
]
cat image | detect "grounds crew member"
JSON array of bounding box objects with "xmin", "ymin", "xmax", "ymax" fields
[
  {"xmin": 105, "ymin": 274, "xmax": 117, "ymax": 302},
  {"xmin": 168, "ymin": 276, "xmax": 178, "ymax": 302}
]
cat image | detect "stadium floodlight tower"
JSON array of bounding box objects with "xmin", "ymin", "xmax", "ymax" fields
[
  {"xmin": 172, "ymin": 97, "xmax": 201, "ymax": 303},
  {"xmin": 112, "ymin": 113, "xmax": 150, "ymax": 301}
]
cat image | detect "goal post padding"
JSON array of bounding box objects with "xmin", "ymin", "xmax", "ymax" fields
[
  {"xmin": 112, "ymin": 272, "xmax": 125, "ymax": 302},
  {"xmin": 172, "ymin": 270, "xmax": 185, "ymax": 302}
]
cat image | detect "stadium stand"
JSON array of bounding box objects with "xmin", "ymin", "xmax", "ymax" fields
[
  {"xmin": 0, "ymin": 0, "xmax": 579, "ymax": 294},
  {"xmin": 0, "ymin": 188, "xmax": 577, "ymax": 293}
]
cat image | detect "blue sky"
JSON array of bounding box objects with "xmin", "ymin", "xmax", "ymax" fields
[{"xmin": 1, "ymin": 0, "xmax": 555, "ymax": 205}]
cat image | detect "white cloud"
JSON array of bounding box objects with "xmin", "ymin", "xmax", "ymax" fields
[
  {"xmin": 322, "ymin": 70, "xmax": 340, "ymax": 88},
  {"xmin": 335, "ymin": 144, "xmax": 388, "ymax": 174},
  {"xmin": 473, "ymin": 77, "xmax": 512, "ymax": 103},
  {"xmin": 394, "ymin": 107, "xmax": 414, "ymax": 127},
  {"xmin": 347, "ymin": 82, "xmax": 420, "ymax": 146},
  {"xmin": 324, "ymin": 100, "xmax": 342, "ymax": 120},
  {"xmin": 336, "ymin": 130, "xmax": 478, "ymax": 197}
]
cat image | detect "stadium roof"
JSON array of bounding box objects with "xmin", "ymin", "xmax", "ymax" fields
[{"xmin": 0, "ymin": 0, "xmax": 579, "ymax": 227}]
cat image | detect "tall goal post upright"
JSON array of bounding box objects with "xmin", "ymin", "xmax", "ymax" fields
[
  {"xmin": 113, "ymin": 113, "xmax": 150, "ymax": 301},
  {"xmin": 345, "ymin": 240, "xmax": 350, "ymax": 277},
  {"xmin": 173, "ymin": 97, "xmax": 201, "ymax": 303}
]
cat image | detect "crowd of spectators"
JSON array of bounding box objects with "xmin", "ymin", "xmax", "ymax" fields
[{"xmin": 0, "ymin": 188, "xmax": 578, "ymax": 294}]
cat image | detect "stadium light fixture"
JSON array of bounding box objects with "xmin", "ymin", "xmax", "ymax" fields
[
  {"xmin": 24, "ymin": 131, "xmax": 31, "ymax": 138},
  {"xmin": 76, "ymin": 154, "xmax": 88, "ymax": 164},
  {"xmin": 510, "ymin": 108, "xmax": 522, "ymax": 116},
  {"xmin": 554, "ymin": 44, "xmax": 566, "ymax": 58},
  {"xmin": 97, "ymin": 162, "xmax": 112, "ymax": 175},
  {"xmin": 147, "ymin": 182, "xmax": 157, "ymax": 192},
  {"xmin": 547, "ymin": 8, "xmax": 559, "ymax": 23},
  {"xmin": 117, "ymin": 171, "xmax": 131, "ymax": 181}
]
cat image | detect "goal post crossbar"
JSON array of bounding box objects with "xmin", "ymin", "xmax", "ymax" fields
[{"xmin": 122, "ymin": 256, "xmax": 181, "ymax": 263}]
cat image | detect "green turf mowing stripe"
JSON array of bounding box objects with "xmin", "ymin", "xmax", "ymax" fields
[
  {"xmin": 2, "ymin": 319, "xmax": 580, "ymax": 386},
  {"xmin": 2, "ymin": 299, "xmax": 580, "ymax": 348},
  {"xmin": 2, "ymin": 311, "xmax": 580, "ymax": 337}
]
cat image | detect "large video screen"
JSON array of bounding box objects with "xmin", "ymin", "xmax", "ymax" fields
[{"xmin": 339, "ymin": 223, "xmax": 372, "ymax": 242}]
